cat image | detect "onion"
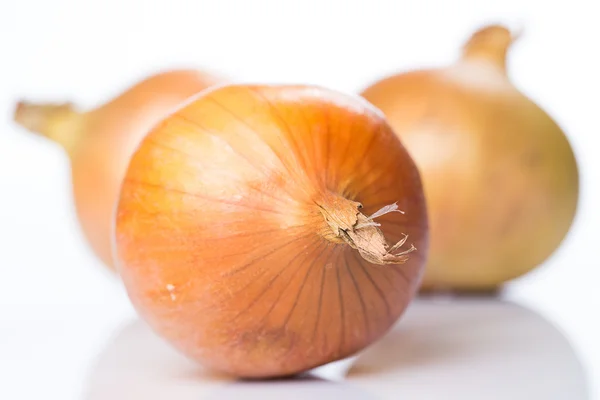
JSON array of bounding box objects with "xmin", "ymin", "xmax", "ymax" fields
[
  {"xmin": 13, "ymin": 69, "xmax": 221, "ymax": 271},
  {"xmin": 113, "ymin": 84, "xmax": 429, "ymax": 378},
  {"xmin": 360, "ymin": 24, "xmax": 579, "ymax": 292}
]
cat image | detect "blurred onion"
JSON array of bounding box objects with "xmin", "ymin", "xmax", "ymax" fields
[
  {"xmin": 361, "ymin": 24, "xmax": 579, "ymax": 292},
  {"xmin": 13, "ymin": 69, "xmax": 221, "ymax": 271}
]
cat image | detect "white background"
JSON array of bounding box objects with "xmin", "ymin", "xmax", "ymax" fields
[{"xmin": 0, "ymin": 0, "xmax": 598, "ymax": 399}]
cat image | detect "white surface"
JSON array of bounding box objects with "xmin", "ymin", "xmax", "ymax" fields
[
  {"xmin": 1, "ymin": 0, "xmax": 599, "ymax": 399},
  {"xmin": 0, "ymin": 298, "xmax": 590, "ymax": 400}
]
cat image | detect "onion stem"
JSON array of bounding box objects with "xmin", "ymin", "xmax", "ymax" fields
[
  {"xmin": 316, "ymin": 192, "xmax": 416, "ymax": 265},
  {"xmin": 13, "ymin": 101, "xmax": 83, "ymax": 154}
]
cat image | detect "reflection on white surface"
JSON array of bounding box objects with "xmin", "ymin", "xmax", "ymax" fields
[
  {"xmin": 83, "ymin": 298, "xmax": 589, "ymax": 400},
  {"xmin": 349, "ymin": 297, "xmax": 590, "ymax": 399}
]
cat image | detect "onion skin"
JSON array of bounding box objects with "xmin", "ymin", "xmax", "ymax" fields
[
  {"xmin": 13, "ymin": 69, "xmax": 221, "ymax": 271},
  {"xmin": 114, "ymin": 84, "xmax": 429, "ymax": 378},
  {"xmin": 360, "ymin": 24, "xmax": 579, "ymax": 292}
]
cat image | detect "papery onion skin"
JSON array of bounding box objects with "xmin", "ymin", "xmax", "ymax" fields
[
  {"xmin": 361, "ymin": 24, "xmax": 579, "ymax": 292},
  {"xmin": 13, "ymin": 69, "xmax": 221, "ymax": 271},
  {"xmin": 114, "ymin": 84, "xmax": 429, "ymax": 378}
]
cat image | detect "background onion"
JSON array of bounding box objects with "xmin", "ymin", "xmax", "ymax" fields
[
  {"xmin": 114, "ymin": 84, "xmax": 429, "ymax": 378},
  {"xmin": 361, "ymin": 24, "xmax": 579, "ymax": 292},
  {"xmin": 13, "ymin": 69, "xmax": 221, "ymax": 271}
]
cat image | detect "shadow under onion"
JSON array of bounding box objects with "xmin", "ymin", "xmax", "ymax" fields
[{"xmin": 82, "ymin": 318, "xmax": 373, "ymax": 400}]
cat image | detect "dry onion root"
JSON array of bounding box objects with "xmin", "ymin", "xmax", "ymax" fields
[
  {"xmin": 13, "ymin": 69, "xmax": 222, "ymax": 271},
  {"xmin": 361, "ymin": 24, "xmax": 579, "ymax": 292},
  {"xmin": 114, "ymin": 84, "xmax": 429, "ymax": 378}
]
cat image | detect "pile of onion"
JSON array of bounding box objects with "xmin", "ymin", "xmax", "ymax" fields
[
  {"xmin": 13, "ymin": 69, "xmax": 221, "ymax": 271},
  {"xmin": 360, "ymin": 24, "xmax": 579, "ymax": 292},
  {"xmin": 113, "ymin": 84, "xmax": 429, "ymax": 378}
]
